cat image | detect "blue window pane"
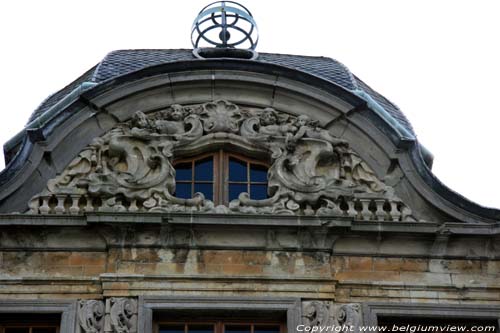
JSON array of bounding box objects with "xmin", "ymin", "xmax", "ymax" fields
[
  {"xmin": 159, "ymin": 325, "xmax": 184, "ymax": 333},
  {"xmin": 225, "ymin": 326, "xmax": 251, "ymax": 333},
  {"xmin": 195, "ymin": 157, "xmax": 213, "ymax": 181},
  {"xmin": 229, "ymin": 184, "xmax": 248, "ymax": 201},
  {"xmin": 175, "ymin": 163, "xmax": 192, "ymax": 181},
  {"xmin": 251, "ymin": 184, "xmax": 268, "ymax": 200},
  {"xmin": 250, "ymin": 164, "xmax": 267, "ymax": 182},
  {"xmin": 254, "ymin": 326, "xmax": 281, "ymax": 333},
  {"xmin": 229, "ymin": 158, "xmax": 247, "ymax": 181},
  {"xmin": 194, "ymin": 183, "xmax": 213, "ymax": 201},
  {"xmin": 189, "ymin": 325, "xmax": 214, "ymax": 333},
  {"xmin": 175, "ymin": 183, "xmax": 192, "ymax": 199}
]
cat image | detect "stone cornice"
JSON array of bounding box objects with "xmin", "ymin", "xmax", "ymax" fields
[{"xmin": 0, "ymin": 213, "xmax": 499, "ymax": 235}]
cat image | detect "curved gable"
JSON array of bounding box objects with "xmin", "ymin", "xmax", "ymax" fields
[{"xmin": 0, "ymin": 55, "xmax": 498, "ymax": 223}]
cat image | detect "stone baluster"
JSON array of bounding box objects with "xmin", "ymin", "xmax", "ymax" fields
[
  {"xmin": 54, "ymin": 195, "xmax": 66, "ymax": 214},
  {"xmin": 39, "ymin": 196, "xmax": 51, "ymax": 214},
  {"xmin": 390, "ymin": 201, "xmax": 401, "ymax": 221},
  {"xmin": 69, "ymin": 195, "xmax": 81, "ymax": 215},
  {"xmin": 27, "ymin": 197, "xmax": 40, "ymax": 214},
  {"xmin": 346, "ymin": 200, "xmax": 356, "ymax": 218},
  {"xmin": 128, "ymin": 199, "xmax": 139, "ymax": 212},
  {"xmin": 374, "ymin": 199, "xmax": 387, "ymax": 221},
  {"xmin": 359, "ymin": 199, "xmax": 373, "ymax": 220},
  {"xmin": 83, "ymin": 196, "xmax": 94, "ymax": 213}
]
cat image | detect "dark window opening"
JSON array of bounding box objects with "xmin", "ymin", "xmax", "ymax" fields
[
  {"xmin": 158, "ymin": 322, "xmax": 283, "ymax": 333},
  {"xmin": 0, "ymin": 313, "xmax": 60, "ymax": 333}
]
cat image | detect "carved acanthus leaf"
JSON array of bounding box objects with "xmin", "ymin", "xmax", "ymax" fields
[{"xmin": 28, "ymin": 100, "xmax": 416, "ymax": 220}]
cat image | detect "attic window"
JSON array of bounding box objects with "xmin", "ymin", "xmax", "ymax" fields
[{"xmin": 173, "ymin": 150, "xmax": 268, "ymax": 205}]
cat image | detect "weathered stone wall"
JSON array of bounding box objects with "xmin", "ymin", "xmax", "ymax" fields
[
  {"xmin": 1, "ymin": 232, "xmax": 499, "ymax": 304},
  {"xmin": 1, "ymin": 217, "xmax": 499, "ymax": 331},
  {"xmin": 332, "ymin": 256, "xmax": 500, "ymax": 304}
]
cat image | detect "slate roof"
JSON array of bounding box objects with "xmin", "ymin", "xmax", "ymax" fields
[{"xmin": 28, "ymin": 49, "xmax": 414, "ymax": 135}]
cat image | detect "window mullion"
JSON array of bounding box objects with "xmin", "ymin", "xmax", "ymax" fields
[
  {"xmin": 247, "ymin": 162, "xmax": 251, "ymax": 196},
  {"xmin": 221, "ymin": 150, "xmax": 225, "ymax": 205},
  {"xmin": 191, "ymin": 160, "xmax": 195, "ymax": 198},
  {"xmin": 220, "ymin": 150, "xmax": 226, "ymax": 205}
]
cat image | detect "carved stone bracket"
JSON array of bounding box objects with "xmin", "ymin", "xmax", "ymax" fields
[
  {"xmin": 78, "ymin": 300, "xmax": 105, "ymax": 333},
  {"xmin": 28, "ymin": 100, "xmax": 416, "ymax": 220},
  {"xmin": 302, "ymin": 301, "xmax": 362, "ymax": 332},
  {"xmin": 104, "ymin": 297, "xmax": 138, "ymax": 333},
  {"xmin": 77, "ymin": 298, "xmax": 138, "ymax": 333}
]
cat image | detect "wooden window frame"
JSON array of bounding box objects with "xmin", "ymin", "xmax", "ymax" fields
[
  {"xmin": 224, "ymin": 153, "xmax": 268, "ymax": 204},
  {"xmin": 173, "ymin": 150, "xmax": 269, "ymax": 206},
  {"xmin": 156, "ymin": 320, "xmax": 285, "ymax": 333},
  {"xmin": 174, "ymin": 152, "xmax": 221, "ymax": 204}
]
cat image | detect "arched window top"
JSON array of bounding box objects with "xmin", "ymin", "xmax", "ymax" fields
[{"xmin": 173, "ymin": 150, "xmax": 269, "ymax": 205}]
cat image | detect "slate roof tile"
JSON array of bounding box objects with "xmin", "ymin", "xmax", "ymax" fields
[{"xmin": 28, "ymin": 49, "xmax": 414, "ymax": 136}]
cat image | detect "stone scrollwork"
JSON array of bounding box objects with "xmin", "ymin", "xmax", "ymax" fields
[
  {"xmin": 78, "ymin": 300, "xmax": 105, "ymax": 333},
  {"xmin": 302, "ymin": 300, "xmax": 335, "ymax": 327},
  {"xmin": 105, "ymin": 298, "xmax": 138, "ymax": 333},
  {"xmin": 28, "ymin": 100, "xmax": 416, "ymax": 220},
  {"xmin": 336, "ymin": 304, "xmax": 362, "ymax": 333},
  {"xmin": 302, "ymin": 301, "xmax": 362, "ymax": 332}
]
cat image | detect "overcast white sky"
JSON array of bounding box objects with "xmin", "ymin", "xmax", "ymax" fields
[{"xmin": 0, "ymin": 0, "xmax": 498, "ymax": 209}]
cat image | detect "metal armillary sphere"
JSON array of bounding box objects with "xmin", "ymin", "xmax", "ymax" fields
[{"xmin": 191, "ymin": 1, "xmax": 259, "ymax": 50}]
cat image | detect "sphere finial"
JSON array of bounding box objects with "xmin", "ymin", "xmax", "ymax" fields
[{"xmin": 191, "ymin": 1, "xmax": 259, "ymax": 50}]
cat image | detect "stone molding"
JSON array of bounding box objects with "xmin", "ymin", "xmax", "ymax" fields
[
  {"xmin": 28, "ymin": 100, "xmax": 415, "ymax": 220},
  {"xmin": 302, "ymin": 301, "xmax": 362, "ymax": 333},
  {"xmin": 138, "ymin": 296, "xmax": 302, "ymax": 333},
  {"xmin": 362, "ymin": 303, "xmax": 500, "ymax": 326},
  {"xmin": 0, "ymin": 299, "xmax": 77, "ymax": 333}
]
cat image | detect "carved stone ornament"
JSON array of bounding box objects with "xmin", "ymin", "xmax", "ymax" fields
[
  {"xmin": 78, "ymin": 300, "xmax": 105, "ymax": 333},
  {"xmin": 28, "ymin": 100, "xmax": 416, "ymax": 220},
  {"xmin": 104, "ymin": 298, "xmax": 138, "ymax": 333},
  {"xmin": 302, "ymin": 301, "xmax": 362, "ymax": 332}
]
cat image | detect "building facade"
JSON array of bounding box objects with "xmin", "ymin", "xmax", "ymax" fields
[{"xmin": 0, "ymin": 7, "xmax": 499, "ymax": 332}]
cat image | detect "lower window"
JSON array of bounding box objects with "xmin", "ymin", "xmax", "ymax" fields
[
  {"xmin": 0, "ymin": 328, "xmax": 58, "ymax": 333},
  {"xmin": 377, "ymin": 317, "xmax": 498, "ymax": 333},
  {"xmin": 0, "ymin": 313, "xmax": 60, "ymax": 333},
  {"xmin": 158, "ymin": 321, "xmax": 284, "ymax": 333}
]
